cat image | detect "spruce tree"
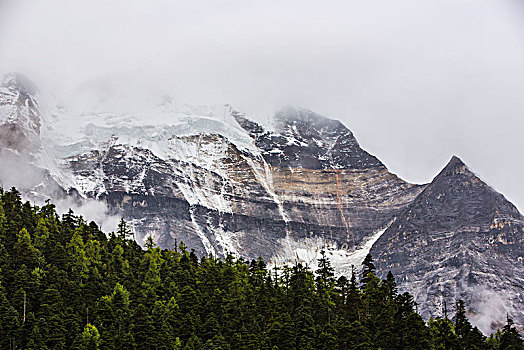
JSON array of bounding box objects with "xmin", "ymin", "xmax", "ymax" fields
[
  {"xmin": 499, "ymin": 316, "xmax": 523, "ymax": 350},
  {"xmin": 81, "ymin": 324, "xmax": 101, "ymax": 350}
]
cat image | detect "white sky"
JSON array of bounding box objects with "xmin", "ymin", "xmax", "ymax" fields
[{"xmin": 1, "ymin": 0, "xmax": 523, "ymax": 212}]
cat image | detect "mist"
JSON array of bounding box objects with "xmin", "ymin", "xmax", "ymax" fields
[
  {"xmin": 51, "ymin": 196, "xmax": 121, "ymax": 234},
  {"xmin": 468, "ymin": 286, "xmax": 510, "ymax": 335},
  {"xmin": 0, "ymin": 147, "xmax": 121, "ymax": 234},
  {"xmin": 1, "ymin": 0, "xmax": 523, "ymax": 211}
]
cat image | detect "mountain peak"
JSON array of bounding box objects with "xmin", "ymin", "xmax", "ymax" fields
[
  {"xmin": 447, "ymin": 155, "xmax": 466, "ymax": 168},
  {"xmin": 239, "ymin": 107, "xmax": 385, "ymax": 170},
  {"xmin": 371, "ymin": 153, "xmax": 524, "ymax": 332},
  {"xmin": 274, "ymin": 106, "xmax": 346, "ymax": 131},
  {"xmin": 438, "ymin": 155, "xmax": 472, "ymax": 178},
  {"xmin": 0, "ymin": 72, "xmax": 38, "ymax": 96}
]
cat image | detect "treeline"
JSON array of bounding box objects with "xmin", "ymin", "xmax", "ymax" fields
[{"xmin": 0, "ymin": 187, "xmax": 522, "ymax": 349}]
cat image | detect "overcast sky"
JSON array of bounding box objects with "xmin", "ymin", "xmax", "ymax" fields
[{"xmin": 1, "ymin": 0, "xmax": 523, "ymax": 212}]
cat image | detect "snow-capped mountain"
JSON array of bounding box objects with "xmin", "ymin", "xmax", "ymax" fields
[{"xmin": 1, "ymin": 73, "xmax": 523, "ymax": 333}]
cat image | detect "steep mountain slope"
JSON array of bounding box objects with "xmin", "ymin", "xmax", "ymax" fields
[
  {"xmin": 0, "ymin": 74, "xmax": 424, "ymax": 262},
  {"xmin": 0, "ymin": 73, "xmax": 65, "ymax": 199},
  {"xmin": 59, "ymin": 105, "xmax": 423, "ymax": 261},
  {"xmin": 370, "ymin": 156, "xmax": 524, "ymax": 333},
  {"xmin": 0, "ymin": 73, "xmax": 41, "ymax": 152}
]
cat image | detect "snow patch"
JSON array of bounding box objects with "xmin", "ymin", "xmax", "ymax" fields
[
  {"xmin": 243, "ymin": 154, "xmax": 289, "ymax": 223},
  {"xmin": 213, "ymin": 224, "xmax": 244, "ymax": 257},
  {"xmin": 269, "ymin": 227, "xmax": 387, "ymax": 276},
  {"xmin": 188, "ymin": 206, "xmax": 216, "ymax": 256}
]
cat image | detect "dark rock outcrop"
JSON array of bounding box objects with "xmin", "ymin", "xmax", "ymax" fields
[{"xmin": 371, "ymin": 156, "xmax": 524, "ymax": 332}]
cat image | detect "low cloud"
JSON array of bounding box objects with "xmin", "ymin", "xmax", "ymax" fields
[
  {"xmin": 0, "ymin": 149, "xmax": 120, "ymax": 235},
  {"xmin": 467, "ymin": 287, "xmax": 509, "ymax": 335},
  {"xmin": 51, "ymin": 196, "xmax": 121, "ymax": 234}
]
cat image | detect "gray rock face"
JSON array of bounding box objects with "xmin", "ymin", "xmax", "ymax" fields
[
  {"xmin": 62, "ymin": 108, "xmax": 422, "ymax": 261},
  {"xmin": 370, "ymin": 156, "xmax": 524, "ymax": 333},
  {"xmin": 0, "ymin": 73, "xmax": 66, "ymax": 198},
  {"xmin": 235, "ymin": 106, "xmax": 384, "ymax": 170}
]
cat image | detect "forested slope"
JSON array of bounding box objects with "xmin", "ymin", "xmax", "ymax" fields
[{"xmin": 0, "ymin": 187, "xmax": 521, "ymax": 349}]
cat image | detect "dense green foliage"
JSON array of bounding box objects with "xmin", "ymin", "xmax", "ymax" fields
[{"xmin": 0, "ymin": 187, "xmax": 522, "ymax": 349}]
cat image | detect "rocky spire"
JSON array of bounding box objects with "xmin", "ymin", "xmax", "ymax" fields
[{"xmin": 371, "ymin": 155, "xmax": 524, "ymax": 333}]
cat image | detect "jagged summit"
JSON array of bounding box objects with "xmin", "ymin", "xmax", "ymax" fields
[
  {"xmin": 418, "ymin": 155, "xmax": 520, "ymax": 217},
  {"xmin": 373, "ymin": 154, "xmax": 524, "ymax": 256},
  {"xmin": 274, "ymin": 106, "xmax": 346, "ymax": 129},
  {"xmin": 447, "ymin": 154, "xmax": 466, "ymax": 167},
  {"xmin": 438, "ymin": 155, "xmax": 471, "ymax": 176},
  {"xmin": 234, "ymin": 106, "xmax": 385, "ymax": 170},
  {"xmin": 273, "ymin": 106, "xmax": 351, "ymax": 139}
]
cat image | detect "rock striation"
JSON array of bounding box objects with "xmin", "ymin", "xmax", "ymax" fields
[{"xmin": 63, "ymin": 107, "xmax": 423, "ymax": 261}]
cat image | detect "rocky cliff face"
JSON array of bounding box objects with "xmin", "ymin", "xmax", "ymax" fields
[
  {"xmin": 0, "ymin": 75, "xmax": 422, "ymax": 261},
  {"xmin": 1, "ymin": 74, "xmax": 523, "ymax": 333},
  {"xmin": 0, "ymin": 73, "xmax": 65, "ymax": 198},
  {"xmin": 61, "ymin": 106, "xmax": 423, "ymax": 261},
  {"xmin": 0, "ymin": 73, "xmax": 41, "ymax": 152},
  {"xmin": 370, "ymin": 156, "xmax": 524, "ymax": 332}
]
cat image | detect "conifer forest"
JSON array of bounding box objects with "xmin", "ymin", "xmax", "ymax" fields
[{"xmin": 0, "ymin": 187, "xmax": 522, "ymax": 350}]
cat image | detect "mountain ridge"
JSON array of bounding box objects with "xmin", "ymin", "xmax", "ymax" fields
[{"xmin": 1, "ymin": 73, "xmax": 523, "ymax": 333}]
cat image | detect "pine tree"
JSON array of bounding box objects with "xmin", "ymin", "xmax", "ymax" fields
[
  {"xmin": 117, "ymin": 219, "xmax": 133, "ymax": 241},
  {"xmin": 68, "ymin": 230, "xmax": 89, "ymax": 284},
  {"xmin": 144, "ymin": 235, "xmax": 155, "ymax": 250},
  {"xmin": 315, "ymin": 250, "xmax": 336, "ymax": 325},
  {"xmin": 14, "ymin": 227, "xmax": 41, "ymax": 269},
  {"xmin": 26, "ymin": 316, "xmax": 46, "ymax": 350},
  {"xmin": 359, "ymin": 254, "xmax": 383, "ymax": 345},
  {"xmin": 499, "ymin": 315, "xmax": 523, "ymax": 350},
  {"xmin": 81, "ymin": 324, "xmax": 101, "ymax": 350},
  {"xmin": 346, "ymin": 266, "xmax": 363, "ymax": 322},
  {"xmin": 0, "ymin": 286, "xmax": 19, "ymax": 349},
  {"xmin": 130, "ymin": 303, "xmax": 153, "ymax": 349},
  {"xmin": 336, "ymin": 320, "xmax": 372, "ymax": 350},
  {"xmin": 0, "ymin": 188, "xmax": 507, "ymax": 349},
  {"xmin": 428, "ymin": 316, "xmax": 460, "ymax": 350},
  {"xmin": 454, "ymin": 299, "xmax": 487, "ymax": 349},
  {"xmin": 383, "ymin": 271, "xmax": 397, "ymax": 300},
  {"xmin": 361, "ymin": 253, "xmax": 376, "ymax": 286},
  {"xmin": 38, "ymin": 287, "xmax": 67, "ymax": 348}
]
